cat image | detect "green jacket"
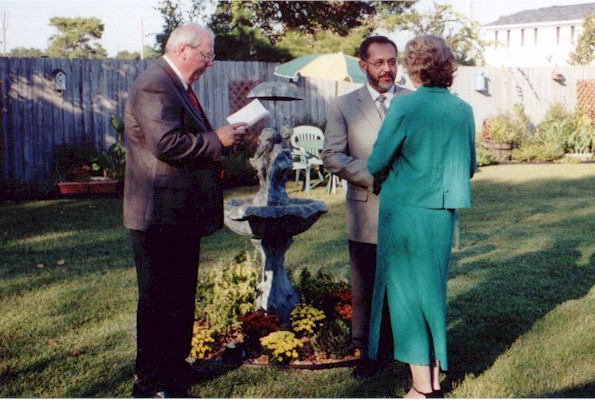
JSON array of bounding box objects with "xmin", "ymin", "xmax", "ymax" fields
[{"xmin": 368, "ymin": 86, "xmax": 476, "ymax": 209}]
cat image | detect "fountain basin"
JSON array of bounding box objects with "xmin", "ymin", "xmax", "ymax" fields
[{"xmin": 224, "ymin": 198, "xmax": 328, "ymax": 239}]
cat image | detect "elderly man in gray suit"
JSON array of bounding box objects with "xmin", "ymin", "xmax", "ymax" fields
[
  {"xmin": 124, "ymin": 23, "xmax": 246, "ymax": 397},
  {"xmin": 322, "ymin": 36, "xmax": 411, "ymax": 376}
]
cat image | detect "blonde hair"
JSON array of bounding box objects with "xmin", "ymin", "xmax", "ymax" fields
[{"xmin": 403, "ymin": 34, "xmax": 456, "ymax": 88}]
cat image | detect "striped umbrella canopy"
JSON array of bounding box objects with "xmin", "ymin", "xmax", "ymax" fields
[{"xmin": 274, "ymin": 52, "xmax": 367, "ymax": 84}]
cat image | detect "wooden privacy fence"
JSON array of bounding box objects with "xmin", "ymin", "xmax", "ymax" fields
[{"xmin": 0, "ymin": 56, "xmax": 593, "ymax": 194}]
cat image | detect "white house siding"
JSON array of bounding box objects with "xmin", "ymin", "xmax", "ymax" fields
[{"xmin": 483, "ymin": 19, "xmax": 585, "ymax": 67}]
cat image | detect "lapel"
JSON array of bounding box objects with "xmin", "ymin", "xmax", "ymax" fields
[
  {"xmin": 354, "ymin": 85, "xmax": 382, "ymax": 131},
  {"xmin": 156, "ymin": 57, "xmax": 212, "ymax": 133}
]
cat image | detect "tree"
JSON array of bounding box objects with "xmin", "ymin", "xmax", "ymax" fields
[
  {"xmin": 381, "ymin": 2, "xmax": 490, "ymax": 66},
  {"xmin": 47, "ymin": 17, "xmax": 107, "ymax": 59},
  {"xmin": 115, "ymin": 46, "xmax": 160, "ymax": 60},
  {"xmin": 9, "ymin": 47, "xmax": 47, "ymax": 58},
  {"xmin": 206, "ymin": 1, "xmax": 410, "ymax": 41},
  {"xmin": 207, "ymin": 1, "xmax": 289, "ymax": 61},
  {"xmin": 156, "ymin": 0, "xmax": 412, "ymax": 62},
  {"xmin": 568, "ymin": 12, "xmax": 595, "ymax": 65},
  {"xmin": 154, "ymin": 0, "xmax": 186, "ymax": 54},
  {"xmin": 277, "ymin": 28, "xmax": 367, "ymax": 59}
]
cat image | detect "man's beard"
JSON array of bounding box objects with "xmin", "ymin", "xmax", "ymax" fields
[{"xmin": 369, "ymin": 72, "xmax": 395, "ymax": 92}]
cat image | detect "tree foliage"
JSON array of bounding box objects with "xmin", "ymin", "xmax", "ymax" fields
[
  {"xmin": 154, "ymin": 0, "xmax": 185, "ymax": 54},
  {"xmin": 381, "ymin": 2, "xmax": 489, "ymax": 66},
  {"xmin": 156, "ymin": 0, "xmax": 412, "ymax": 62},
  {"xmin": 47, "ymin": 17, "xmax": 107, "ymax": 59},
  {"xmin": 206, "ymin": 1, "xmax": 288, "ymax": 61},
  {"xmin": 568, "ymin": 12, "xmax": 595, "ymax": 65},
  {"xmin": 115, "ymin": 46, "xmax": 160, "ymax": 60},
  {"xmin": 8, "ymin": 47, "xmax": 47, "ymax": 58},
  {"xmin": 277, "ymin": 28, "xmax": 367, "ymax": 59},
  {"xmin": 208, "ymin": 0, "xmax": 409, "ymax": 40}
]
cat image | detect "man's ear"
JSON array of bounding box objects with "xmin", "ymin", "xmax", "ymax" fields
[{"xmin": 359, "ymin": 60, "xmax": 367, "ymax": 73}]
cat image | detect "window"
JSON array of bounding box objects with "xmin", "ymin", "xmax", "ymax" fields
[{"xmin": 521, "ymin": 29, "xmax": 525, "ymax": 46}]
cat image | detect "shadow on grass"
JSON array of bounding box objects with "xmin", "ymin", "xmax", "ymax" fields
[
  {"xmin": 445, "ymin": 239, "xmax": 594, "ymax": 393},
  {"xmin": 544, "ymin": 381, "xmax": 595, "ymax": 398}
]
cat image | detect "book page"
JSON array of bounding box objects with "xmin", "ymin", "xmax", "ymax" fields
[{"xmin": 226, "ymin": 99, "xmax": 270, "ymax": 128}]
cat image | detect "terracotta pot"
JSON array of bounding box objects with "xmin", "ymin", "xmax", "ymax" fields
[
  {"xmin": 482, "ymin": 140, "xmax": 513, "ymax": 161},
  {"xmin": 57, "ymin": 179, "xmax": 119, "ymax": 194}
]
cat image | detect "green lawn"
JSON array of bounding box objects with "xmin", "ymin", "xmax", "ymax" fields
[{"xmin": 1, "ymin": 164, "xmax": 594, "ymax": 398}]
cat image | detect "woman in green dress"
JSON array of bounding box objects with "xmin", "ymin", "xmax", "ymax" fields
[{"xmin": 367, "ymin": 35, "xmax": 476, "ymax": 398}]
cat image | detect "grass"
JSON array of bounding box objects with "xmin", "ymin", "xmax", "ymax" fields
[{"xmin": 1, "ymin": 163, "xmax": 594, "ymax": 398}]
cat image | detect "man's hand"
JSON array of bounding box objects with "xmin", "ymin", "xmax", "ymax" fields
[{"xmin": 216, "ymin": 122, "xmax": 248, "ymax": 147}]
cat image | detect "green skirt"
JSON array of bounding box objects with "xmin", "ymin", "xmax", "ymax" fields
[{"xmin": 368, "ymin": 201, "xmax": 454, "ymax": 370}]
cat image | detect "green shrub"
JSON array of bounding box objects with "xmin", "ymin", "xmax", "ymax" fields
[
  {"xmin": 52, "ymin": 143, "xmax": 99, "ymax": 182},
  {"xmin": 294, "ymin": 268, "xmax": 348, "ymax": 306},
  {"xmin": 511, "ymin": 140, "xmax": 565, "ymax": 162},
  {"xmin": 195, "ymin": 251, "xmax": 259, "ymax": 332},
  {"xmin": 222, "ymin": 152, "xmax": 257, "ymax": 188},
  {"xmin": 534, "ymin": 103, "xmax": 594, "ymax": 154},
  {"xmin": 567, "ymin": 108, "xmax": 594, "ymax": 153},
  {"xmin": 485, "ymin": 104, "xmax": 533, "ymax": 144},
  {"xmin": 311, "ymin": 319, "xmax": 354, "ymax": 359}
]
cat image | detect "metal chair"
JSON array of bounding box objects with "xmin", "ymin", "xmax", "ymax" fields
[{"xmin": 290, "ymin": 125, "xmax": 326, "ymax": 195}]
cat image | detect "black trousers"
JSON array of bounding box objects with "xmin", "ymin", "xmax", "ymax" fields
[
  {"xmin": 348, "ymin": 240, "xmax": 393, "ymax": 361},
  {"xmin": 348, "ymin": 240, "xmax": 377, "ymax": 354},
  {"xmin": 130, "ymin": 227, "xmax": 201, "ymax": 395}
]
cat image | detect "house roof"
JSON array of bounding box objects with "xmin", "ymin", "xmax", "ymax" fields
[{"xmin": 485, "ymin": 3, "xmax": 595, "ymax": 26}]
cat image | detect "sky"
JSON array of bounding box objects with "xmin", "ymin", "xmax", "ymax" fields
[{"xmin": 1, "ymin": 0, "xmax": 593, "ymax": 57}]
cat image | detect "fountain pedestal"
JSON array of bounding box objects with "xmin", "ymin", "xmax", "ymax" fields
[{"xmin": 252, "ymin": 236, "xmax": 296, "ymax": 319}]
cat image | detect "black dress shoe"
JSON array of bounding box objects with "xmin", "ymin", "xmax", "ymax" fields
[
  {"xmin": 352, "ymin": 358, "xmax": 381, "ymax": 379},
  {"xmin": 411, "ymin": 387, "xmax": 443, "ymax": 398}
]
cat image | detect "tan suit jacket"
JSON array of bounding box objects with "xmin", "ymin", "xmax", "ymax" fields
[{"xmin": 322, "ymin": 84, "xmax": 411, "ymax": 244}]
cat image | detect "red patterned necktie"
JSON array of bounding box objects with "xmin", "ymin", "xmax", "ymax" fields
[
  {"xmin": 186, "ymin": 85, "xmax": 212, "ymax": 131},
  {"xmin": 186, "ymin": 85, "xmax": 200, "ymax": 110}
]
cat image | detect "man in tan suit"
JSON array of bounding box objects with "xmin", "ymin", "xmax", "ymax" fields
[{"xmin": 322, "ymin": 36, "xmax": 411, "ymax": 375}]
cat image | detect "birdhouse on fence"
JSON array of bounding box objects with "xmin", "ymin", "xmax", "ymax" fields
[
  {"xmin": 51, "ymin": 69, "xmax": 66, "ymax": 92},
  {"xmin": 475, "ymin": 72, "xmax": 487, "ymax": 92}
]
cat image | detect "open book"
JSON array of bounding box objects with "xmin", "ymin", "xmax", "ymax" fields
[{"xmin": 226, "ymin": 99, "xmax": 270, "ymax": 128}]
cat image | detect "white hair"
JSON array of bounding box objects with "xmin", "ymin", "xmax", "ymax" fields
[{"xmin": 165, "ymin": 23, "xmax": 214, "ymax": 53}]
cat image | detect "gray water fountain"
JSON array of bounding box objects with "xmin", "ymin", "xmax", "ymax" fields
[{"xmin": 223, "ymin": 81, "xmax": 328, "ymax": 322}]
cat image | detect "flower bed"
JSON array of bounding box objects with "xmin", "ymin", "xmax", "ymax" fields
[{"xmin": 189, "ymin": 253, "xmax": 357, "ymax": 367}]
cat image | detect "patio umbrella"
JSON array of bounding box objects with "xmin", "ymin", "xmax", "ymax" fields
[{"xmin": 274, "ymin": 52, "xmax": 367, "ymax": 86}]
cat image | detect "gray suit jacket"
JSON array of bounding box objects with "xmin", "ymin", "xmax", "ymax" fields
[
  {"xmin": 123, "ymin": 57, "xmax": 224, "ymax": 236},
  {"xmin": 322, "ymin": 84, "xmax": 411, "ymax": 244}
]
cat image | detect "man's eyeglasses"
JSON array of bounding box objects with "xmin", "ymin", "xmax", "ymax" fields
[
  {"xmin": 186, "ymin": 44, "xmax": 216, "ymax": 62},
  {"xmin": 199, "ymin": 51, "xmax": 216, "ymax": 62},
  {"xmin": 364, "ymin": 59, "xmax": 397, "ymax": 69}
]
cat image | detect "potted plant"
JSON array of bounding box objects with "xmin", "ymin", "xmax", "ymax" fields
[
  {"xmin": 90, "ymin": 115, "xmax": 127, "ymax": 181},
  {"xmin": 54, "ymin": 116, "xmax": 125, "ymax": 195},
  {"xmin": 482, "ymin": 104, "xmax": 533, "ymax": 161}
]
